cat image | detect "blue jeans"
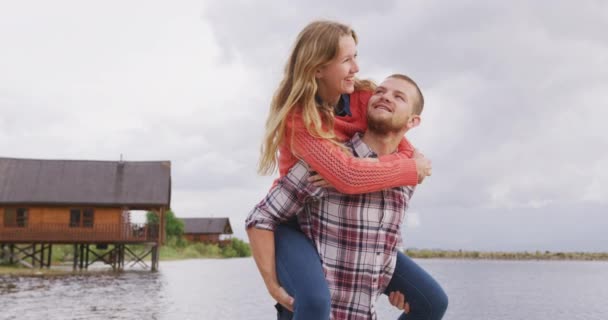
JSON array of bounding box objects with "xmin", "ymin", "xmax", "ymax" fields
[
  {"xmin": 275, "ymin": 223, "xmax": 331, "ymax": 320},
  {"xmin": 275, "ymin": 222, "xmax": 448, "ymax": 320},
  {"xmin": 384, "ymin": 252, "xmax": 449, "ymax": 320}
]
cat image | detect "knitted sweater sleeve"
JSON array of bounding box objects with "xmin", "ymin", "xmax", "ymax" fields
[{"xmin": 289, "ymin": 127, "xmax": 419, "ymax": 195}]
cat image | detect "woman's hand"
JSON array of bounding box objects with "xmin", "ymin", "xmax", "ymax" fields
[
  {"xmin": 268, "ymin": 283, "xmax": 295, "ymax": 312},
  {"xmin": 388, "ymin": 291, "xmax": 410, "ymax": 314},
  {"xmin": 308, "ymin": 173, "xmax": 333, "ymax": 188},
  {"xmin": 413, "ymin": 149, "xmax": 432, "ymax": 184}
]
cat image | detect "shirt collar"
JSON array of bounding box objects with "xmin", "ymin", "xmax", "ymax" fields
[
  {"xmin": 348, "ymin": 133, "xmax": 377, "ymax": 158},
  {"xmin": 315, "ymin": 94, "xmax": 352, "ymax": 117}
]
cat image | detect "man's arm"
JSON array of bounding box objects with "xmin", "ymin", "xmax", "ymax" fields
[
  {"xmin": 245, "ymin": 164, "xmax": 311, "ymax": 311},
  {"xmin": 247, "ymin": 228, "xmax": 294, "ymax": 310}
]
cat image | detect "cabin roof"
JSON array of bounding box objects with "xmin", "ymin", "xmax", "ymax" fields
[
  {"xmin": 181, "ymin": 217, "xmax": 233, "ymax": 235},
  {"xmin": 0, "ymin": 157, "xmax": 171, "ymax": 209}
]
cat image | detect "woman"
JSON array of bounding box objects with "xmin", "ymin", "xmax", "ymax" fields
[{"xmin": 247, "ymin": 20, "xmax": 442, "ymax": 319}]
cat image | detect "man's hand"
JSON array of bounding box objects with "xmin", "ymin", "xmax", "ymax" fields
[
  {"xmin": 247, "ymin": 228, "xmax": 294, "ymax": 312},
  {"xmin": 413, "ymin": 149, "xmax": 432, "ymax": 184},
  {"xmin": 388, "ymin": 291, "xmax": 410, "ymax": 314},
  {"xmin": 269, "ymin": 284, "xmax": 295, "ymax": 312}
]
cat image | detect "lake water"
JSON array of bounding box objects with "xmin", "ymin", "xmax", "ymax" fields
[{"xmin": 1, "ymin": 258, "xmax": 607, "ymax": 319}]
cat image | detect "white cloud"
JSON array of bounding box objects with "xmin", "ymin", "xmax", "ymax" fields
[
  {"xmin": 405, "ymin": 211, "xmax": 421, "ymax": 228},
  {"xmin": 1, "ymin": 0, "xmax": 606, "ymax": 249}
]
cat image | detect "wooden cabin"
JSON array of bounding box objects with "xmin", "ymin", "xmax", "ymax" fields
[
  {"xmin": 181, "ymin": 217, "xmax": 233, "ymax": 245},
  {"xmin": 0, "ymin": 157, "xmax": 171, "ymax": 271}
]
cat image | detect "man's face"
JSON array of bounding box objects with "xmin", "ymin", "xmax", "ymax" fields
[{"xmin": 367, "ymin": 77, "xmax": 420, "ymax": 134}]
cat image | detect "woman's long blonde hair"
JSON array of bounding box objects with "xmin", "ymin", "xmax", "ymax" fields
[{"xmin": 258, "ymin": 20, "xmax": 375, "ymax": 175}]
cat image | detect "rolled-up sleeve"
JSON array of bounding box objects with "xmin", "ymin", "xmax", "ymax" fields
[{"xmin": 245, "ymin": 163, "xmax": 311, "ymax": 231}]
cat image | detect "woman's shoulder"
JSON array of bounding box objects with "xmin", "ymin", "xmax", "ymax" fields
[
  {"xmin": 351, "ymin": 89, "xmax": 373, "ymax": 101},
  {"xmin": 284, "ymin": 105, "xmax": 306, "ymax": 130}
]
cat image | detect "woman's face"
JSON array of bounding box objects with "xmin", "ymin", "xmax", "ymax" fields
[{"xmin": 316, "ymin": 35, "xmax": 359, "ymax": 101}]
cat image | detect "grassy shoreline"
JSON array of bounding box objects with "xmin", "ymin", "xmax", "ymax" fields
[
  {"xmin": 0, "ymin": 239, "xmax": 252, "ymax": 276},
  {"xmin": 3, "ymin": 249, "xmax": 607, "ymax": 276},
  {"xmin": 405, "ymin": 249, "xmax": 608, "ymax": 261}
]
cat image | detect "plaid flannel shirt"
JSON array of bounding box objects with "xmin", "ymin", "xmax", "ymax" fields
[{"xmin": 246, "ymin": 133, "xmax": 415, "ymax": 319}]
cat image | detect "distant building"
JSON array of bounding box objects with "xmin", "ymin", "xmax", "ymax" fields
[
  {"xmin": 0, "ymin": 157, "xmax": 171, "ymax": 271},
  {"xmin": 181, "ymin": 217, "xmax": 233, "ymax": 245}
]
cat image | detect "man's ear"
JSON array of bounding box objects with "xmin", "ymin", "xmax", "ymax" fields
[{"xmin": 408, "ymin": 115, "xmax": 421, "ymax": 129}]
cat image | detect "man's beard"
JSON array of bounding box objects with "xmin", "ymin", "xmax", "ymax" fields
[{"xmin": 367, "ymin": 114, "xmax": 407, "ymax": 135}]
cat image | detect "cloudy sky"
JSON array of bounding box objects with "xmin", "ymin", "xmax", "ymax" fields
[{"xmin": 1, "ymin": 1, "xmax": 606, "ymax": 251}]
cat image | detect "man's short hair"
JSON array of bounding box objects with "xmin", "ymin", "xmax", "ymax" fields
[{"xmin": 388, "ymin": 74, "xmax": 424, "ymax": 115}]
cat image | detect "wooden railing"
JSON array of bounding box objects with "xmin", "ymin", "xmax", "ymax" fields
[{"xmin": 0, "ymin": 223, "xmax": 159, "ymax": 243}]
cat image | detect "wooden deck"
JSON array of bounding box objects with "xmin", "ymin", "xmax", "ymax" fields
[{"xmin": 0, "ymin": 223, "xmax": 159, "ymax": 244}]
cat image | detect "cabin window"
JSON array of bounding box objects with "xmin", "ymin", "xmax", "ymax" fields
[
  {"xmin": 83, "ymin": 209, "xmax": 94, "ymax": 227},
  {"xmin": 70, "ymin": 209, "xmax": 80, "ymax": 227},
  {"xmin": 3, "ymin": 208, "xmax": 28, "ymax": 227},
  {"xmin": 69, "ymin": 208, "xmax": 94, "ymax": 228}
]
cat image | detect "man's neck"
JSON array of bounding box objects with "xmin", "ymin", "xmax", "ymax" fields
[{"xmin": 361, "ymin": 130, "xmax": 406, "ymax": 156}]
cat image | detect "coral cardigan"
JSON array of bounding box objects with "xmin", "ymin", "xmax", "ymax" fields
[{"xmin": 278, "ymin": 90, "xmax": 418, "ymax": 194}]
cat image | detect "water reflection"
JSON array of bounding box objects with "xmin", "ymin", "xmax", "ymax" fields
[
  {"xmin": 0, "ymin": 271, "xmax": 165, "ymax": 320},
  {"xmin": 2, "ymin": 258, "xmax": 608, "ymax": 319}
]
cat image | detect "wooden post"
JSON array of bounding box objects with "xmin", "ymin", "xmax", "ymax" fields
[
  {"xmin": 116, "ymin": 244, "xmax": 123, "ymax": 270},
  {"xmin": 47, "ymin": 244, "xmax": 53, "ymax": 269},
  {"xmin": 155, "ymin": 207, "xmax": 165, "ymax": 272},
  {"xmin": 85, "ymin": 244, "xmax": 90, "ymax": 269},
  {"xmin": 151, "ymin": 244, "xmax": 158, "ymax": 272},
  {"xmin": 10, "ymin": 244, "xmax": 14, "ymax": 264},
  {"xmin": 158, "ymin": 207, "xmax": 166, "ymax": 245},
  {"xmin": 79, "ymin": 244, "xmax": 85, "ymax": 270},
  {"xmin": 73, "ymin": 244, "xmax": 78, "ymax": 271},
  {"xmin": 121, "ymin": 244, "xmax": 125, "ymax": 270},
  {"xmin": 118, "ymin": 244, "xmax": 124, "ymax": 270},
  {"xmin": 32, "ymin": 244, "xmax": 36, "ymax": 267},
  {"xmin": 39, "ymin": 244, "xmax": 44, "ymax": 269},
  {"xmin": 110, "ymin": 244, "xmax": 115, "ymax": 271}
]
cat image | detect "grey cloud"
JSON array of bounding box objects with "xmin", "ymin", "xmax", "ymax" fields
[
  {"xmin": 201, "ymin": 1, "xmax": 608, "ymax": 213},
  {"xmin": 2, "ymin": 1, "xmax": 606, "ymax": 250},
  {"xmin": 404, "ymin": 203, "xmax": 608, "ymax": 251},
  {"xmin": 203, "ymin": 0, "xmax": 398, "ymax": 65}
]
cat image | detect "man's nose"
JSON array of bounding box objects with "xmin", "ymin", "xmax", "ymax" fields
[{"xmin": 380, "ymin": 91, "xmax": 392, "ymax": 102}]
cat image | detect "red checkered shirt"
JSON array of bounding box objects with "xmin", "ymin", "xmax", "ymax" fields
[{"xmin": 246, "ymin": 133, "xmax": 415, "ymax": 319}]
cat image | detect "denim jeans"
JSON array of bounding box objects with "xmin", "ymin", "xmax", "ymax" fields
[
  {"xmin": 274, "ymin": 221, "xmax": 448, "ymax": 319},
  {"xmin": 384, "ymin": 251, "xmax": 449, "ymax": 320},
  {"xmin": 275, "ymin": 222, "xmax": 331, "ymax": 320}
]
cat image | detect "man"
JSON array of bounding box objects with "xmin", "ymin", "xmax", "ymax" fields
[{"xmin": 247, "ymin": 74, "xmax": 448, "ymax": 319}]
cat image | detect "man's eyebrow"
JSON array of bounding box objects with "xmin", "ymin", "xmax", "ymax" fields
[
  {"xmin": 376, "ymin": 86, "xmax": 407, "ymax": 99},
  {"xmin": 395, "ymin": 89, "xmax": 407, "ymax": 96}
]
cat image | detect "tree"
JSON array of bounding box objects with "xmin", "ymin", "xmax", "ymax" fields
[
  {"xmin": 146, "ymin": 209, "xmax": 184, "ymax": 239},
  {"xmin": 222, "ymin": 238, "xmax": 251, "ymax": 257}
]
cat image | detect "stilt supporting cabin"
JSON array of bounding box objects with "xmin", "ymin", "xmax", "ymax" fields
[{"xmin": 0, "ymin": 157, "xmax": 171, "ymax": 272}]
